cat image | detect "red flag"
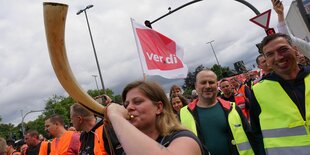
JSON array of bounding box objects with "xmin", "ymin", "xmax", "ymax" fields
[{"xmin": 131, "ymin": 18, "xmax": 188, "ymax": 79}]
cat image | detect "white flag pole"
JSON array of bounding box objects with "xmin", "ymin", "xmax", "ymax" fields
[{"xmin": 130, "ymin": 18, "xmax": 147, "ymax": 80}]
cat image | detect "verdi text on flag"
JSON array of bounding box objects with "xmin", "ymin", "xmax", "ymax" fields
[{"xmin": 131, "ymin": 18, "xmax": 188, "ymax": 79}]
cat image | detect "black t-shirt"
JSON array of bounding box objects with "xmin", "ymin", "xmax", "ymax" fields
[
  {"xmin": 103, "ymin": 127, "xmax": 208, "ymax": 155},
  {"xmin": 79, "ymin": 131, "xmax": 96, "ymax": 155},
  {"xmin": 79, "ymin": 121, "xmax": 103, "ymax": 155},
  {"xmin": 25, "ymin": 142, "xmax": 41, "ymax": 155},
  {"xmin": 220, "ymin": 94, "xmax": 235, "ymax": 102},
  {"xmin": 156, "ymin": 130, "xmax": 208, "ymax": 155}
]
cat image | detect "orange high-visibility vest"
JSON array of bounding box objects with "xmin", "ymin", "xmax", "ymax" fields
[
  {"xmin": 50, "ymin": 131, "xmax": 74, "ymax": 155},
  {"xmin": 93, "ymin": 125, "xmax": 108, "ymax": 155},
  {"xmin": 38, "ymin": 141, "xmax": 50, "ymax": 155}
]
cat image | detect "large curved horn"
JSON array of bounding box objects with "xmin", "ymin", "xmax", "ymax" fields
[{"xmin": 43, "ymin": 2, "xmax": 105, "ymax": 116}]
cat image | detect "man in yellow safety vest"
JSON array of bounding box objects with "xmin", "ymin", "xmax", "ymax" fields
[{"xmin": 250, "ymin": 33, "xmax": 310, "ymax": 155}]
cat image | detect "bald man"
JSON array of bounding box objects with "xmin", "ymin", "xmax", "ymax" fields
[{"xmin": 180, "ymin": 69, "xmax": 256, "ymax": 155}]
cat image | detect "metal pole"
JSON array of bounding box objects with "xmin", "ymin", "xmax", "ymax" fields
[
  {"xmin": 21, "ymin": 110, "xmax": 24, "ymax": 137},
  {"xmin": 206, "ymin": 40, "xmax": 220, "ymax": 66},
  {"xmin": 234, "ymin": 0, "xmax": 260, "ymax": 15},
  {"xmin": 145, "ymin": 0, "xmax": 260, "ymax": 28},
  {"xmin": 77, "ymin": 5, "xmax": 106, "ymax": 94},
  {"xmin": 21, "ymin": 110, "xmax": 44, "ymax": 136},
  {"xmin": 146, "ymin": 0, "xmax": 203, "ymax": 27},
  {"xmin": 92, "ymin": 75, "xmax": 99, "ymax": 90}
]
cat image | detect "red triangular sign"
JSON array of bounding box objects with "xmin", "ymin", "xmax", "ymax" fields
[{"xmin": 250, "ymin": 9, "xmax": 271, "ymax": 29}]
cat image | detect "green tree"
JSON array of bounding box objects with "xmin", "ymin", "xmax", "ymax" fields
[
  {"xmin": 211, "ymin": 64, "xmax": 222, "ymax": 79},
  {"xmin": 26, "ymin": 116, "xmax": 46, "ymax": 138},
  {"xmin": 221, "ymin": 66, "xmax": 235, "ymax": 78},
  {"xmin": 210, "ymin": 64, "xmax": 234, "ymax": 80},
  {"xmin": 87, "ymin": 88, "xmax": 114, "ymax": 98},
  {"xmin": 0, "ymin": 87, "xmax": 123, "ymax": 141},
  {"xmin": 0, "ymin": 123, "xmax": 15, "ymax": 139},
  {"xmin": 43, "ymin": 95, "xmax": 74, "ymax": 127},
  {"xmin": 182, "ymin": 64, "xmax": 234, "ymax": 97},
  {"xmin": 87, "ymin": 88, "xmax": 124, "ymax": 104},
  {"xmin": 113, "ymin": 94, "xmax": 122, "ymax": 104},
  {"xmin": 182, "ymin": 65, "xmax": 205, "ymax": 91},
  {"xmin": 19, "ymin": 87, "xmax": 120, "ymax": 138}
]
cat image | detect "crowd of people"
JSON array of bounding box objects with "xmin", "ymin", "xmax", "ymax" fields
[{"xmin": 1, "ymin": 0, "xmax": 310, "ymax": 155}]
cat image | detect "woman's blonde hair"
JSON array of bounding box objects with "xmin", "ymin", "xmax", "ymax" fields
[{"xmin": 122, "ymin": 80, "xmax": 185, "ymax": 136}]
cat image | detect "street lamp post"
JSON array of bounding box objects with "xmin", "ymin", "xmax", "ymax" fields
[
  {"xmin": 77, "ymin": 5, "xmax": 106, "ymax": 94},
  {"xmin": 92, "ymin": 75, "xmax": 99, "ymax": 90},
  {"xmin": 144, "ymin": 0, "xmax": 260, "ymax": 28},
  {"xmin": 206, "ymin": 40, "xmax": 220, "ymax": 66},
  {"xmin": 21, "ymin": 110, "xmax": 44, "ymax": 136}
]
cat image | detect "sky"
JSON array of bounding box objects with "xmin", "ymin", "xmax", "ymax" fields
[{"xmin": 0, "ymin": 0, "xmax": 293, "ymax": 125}]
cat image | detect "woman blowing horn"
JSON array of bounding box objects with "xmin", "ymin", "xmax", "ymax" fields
[
  {"xmin": 106, "ymin": 80, "xmax": 207, "ymax": 155},
  {"xmin": 43, "ymin": 3, "xmax": 206, "ymax": 154}
]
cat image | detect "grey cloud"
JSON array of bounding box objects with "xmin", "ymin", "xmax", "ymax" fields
[{"xmin": 0, "ymin": 0, "xmax": 293, "ymax": 124}]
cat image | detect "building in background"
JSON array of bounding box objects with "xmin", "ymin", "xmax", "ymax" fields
[
  {"xmin": 286, "ymin": 0, "xmax": 310, "ymax": 41},
  {"xmin": 234, "ymin": 61, "xmax": 247, "ymax": 74}
]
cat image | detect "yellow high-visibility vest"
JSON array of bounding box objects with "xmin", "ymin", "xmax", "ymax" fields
[
  {"xmin": 253, "ymin": 74, "xmax": 310, "ymax": 155},
  {"xmin": 180, "ymin": 99, "xmax": 254, "ymax": 155}
]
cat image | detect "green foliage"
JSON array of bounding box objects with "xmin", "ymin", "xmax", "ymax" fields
[
  {"xmin": 25, "ymin": 115, "xmax": 46, "ymax": 138},
  {"xmin": 221, "ymin": 66, "xmax": 235, "ymax": 79},
  {"xmin": 43, "ymin": 95, "xmax": 74, "ymax": 126},
  {"xmin": 88, "ymin": 88, "xmax": 122, "ymax": 104},
  {"xmin": 105, "ymin": 88, "xmax": 114, "ymax": 97},
  {"xmin": 113, "ymin": 95, "xmax": 122, "ymax": 104},
  {"xmin": 2, "ymin": 88, "xmax": 120, "ymax": 138},
  {"xmin": 0, "ymin": 123, "xmax": 15, "ymax": 139},
  {"xmin": 210, "ymin": 64, "xmax": 234, "ymax": 80},
  {"xmin": 182, "ymin": 88, "xmax": 193, "ymax": 100},
  {"xmin": 87, "ymin": 89, "xmax": 102, "ymax": 97},
  {"xmin": 182, "ymin": 65, "xmax": 205, "ymax": 91},
  {"xmin": 182, "ymin": 64, "xmax": 234, "ymax": 92},
  {"xmin": 211, "ymin": 64, "xmax": 223, "ymax": 80},
  {"xmin": 87, "ymin": 88, "xmax": 114, "ymax": 98}
]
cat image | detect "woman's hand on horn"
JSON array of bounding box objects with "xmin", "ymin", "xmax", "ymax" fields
[
  {"xmin": 107, "ymin": 103, "xmax": 128, "ymax": 117},
  {"xmin": 104, "ymin": 103, "xmax": 129, "ymax": 123}
]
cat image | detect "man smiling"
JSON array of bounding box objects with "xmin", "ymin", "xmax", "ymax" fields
[
  {"xmin": 251, "ymin": 33, "xmax": 310, "ymax": 155},
  {"xmin": 180, "ymin": 69, "xmax": 255, "ymax": 155}
]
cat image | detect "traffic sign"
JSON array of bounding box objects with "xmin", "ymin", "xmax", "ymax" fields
[
  {"xmin": 250, "ymin": 9, "xmax": 271, "ymax": 29},
  {"xmin": 265, "ymin": 28, "xmax": 275, "ymax": 35}
]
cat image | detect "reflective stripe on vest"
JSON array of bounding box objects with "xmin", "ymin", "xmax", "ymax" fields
[
  {"xmin": 253, "ymin": 74, "xmax": 310, "ymax": 155},
  {"xmin": 180, "ymin": 100, "xmax": 254, "ymax": 155},
  {"xmin": 234, "ymin": 95, "xmax": 249, "ymax": 119},
  {"xmin": 228, "ymin": 102, "xmax": 254, "ymax": 155},
  {"xmin": 180, "ymin": 106, "xmax": 197, "ymax": 135},
  {"xmin": 266, "ymin": 145, "xmax": 310, "ymax": 154},
  {"xmin": 262, "ymin": 126, "xmax": 306, "ymax": 138},
  {"xmin": 237, "ymin": 85, "xmax": 246, "ymax": 97}
]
